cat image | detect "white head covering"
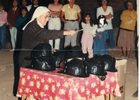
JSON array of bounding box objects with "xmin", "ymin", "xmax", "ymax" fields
[{"xmin": 23, "ymin": 6, "xmax": 50, "ymax": 30}]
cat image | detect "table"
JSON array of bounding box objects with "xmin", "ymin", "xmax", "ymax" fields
[{"xmin": 17, "ymin": 68, "xmax": 121, "ymax": 100}]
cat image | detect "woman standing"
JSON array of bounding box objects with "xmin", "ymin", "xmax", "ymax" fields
[
  {"xmin": 117, "ymin": 1, "xmax": 137, "ymax": 58},
  {"xmin": 96, "ymin": 0, "xmax": 115, "ymax": 48},
  {"xmin": 7, "ymin": 0, "xmax": 20, "ymax": 51},
  {"xmin": 48, "ymin": 0, "xmax": 62, "ymax": 52},
  {"xmin": 20, "ymin": 0, "xmax": 28, "ymax": 8}
]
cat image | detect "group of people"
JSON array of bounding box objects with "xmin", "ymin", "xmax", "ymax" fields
[
  {"xmin": 0, "ymin": 0, "xmax": 137, "ymax": 60},
  {"xmin": 0, "ymin": 0, "xmax": 137, "ymax": 99}
]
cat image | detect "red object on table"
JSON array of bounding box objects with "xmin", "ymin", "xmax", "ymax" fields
[{"xmin": 17, "ymin": 68, "xmax": 121, "ymax": 100}]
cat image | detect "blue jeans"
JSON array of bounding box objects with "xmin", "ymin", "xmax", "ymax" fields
[
  {"xmin": 0, "ymin": 24, "xmax": 6, "ymax": 49},
  {"xmin": 107, "ymin": 29, "xmax": 115, "ymax": 48}
]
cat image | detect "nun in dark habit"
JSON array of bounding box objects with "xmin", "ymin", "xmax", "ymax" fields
[{"xmin": 18, "ymin": 6, "xmax": 76, "ymax": 68}]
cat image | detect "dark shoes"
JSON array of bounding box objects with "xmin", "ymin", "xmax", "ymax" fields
[{"xmin": 133, "ymin": 90, "xmax": 138, "ymax": 97}]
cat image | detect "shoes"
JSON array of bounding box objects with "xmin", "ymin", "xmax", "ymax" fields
[
  {"xmin": 133, "ymin": 90, "xmax": 138, "ymax": 97},
  {"xmin": 10, "ymin": 48, "xmax": 15, "ymax": 51}
]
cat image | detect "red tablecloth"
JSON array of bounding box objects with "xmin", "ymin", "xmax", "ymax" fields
[{"xmin": 17, "ymin": 68, "xmax": 121, "ymax": 100}]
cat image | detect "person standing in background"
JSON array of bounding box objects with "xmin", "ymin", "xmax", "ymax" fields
[
  {"xmin": 96, "ymin": 0, "xmax": 115, "ymax": 48},
  {"xmin": 7, "ymin": 0, "xmax": 20, "ymax": 51},
  {"xmin": 81, "ymin": 12, "xmax": 97, "ymax": 59},
  {"xmin": 16, "ymin": 7, "xmax": 27, "ymax": 29},
  {"xmin": 0, "ymin": 3, "xmax": 8, "ymax": 50},
  {"xmin": 26, "ymin": 0, "xmax": 39, "ymax": 20},
  {"xmin": 48, "ymin": 0, "xmax": 62, "ymax": 53},
  {"xmin": 61, "ymin": 0, "xmax": 81, "ymax": 48},
  {"xmin": 117, "ymin": 1, "xmax": 137, "ymax": 58},
  {"xmin": 20, "ymin": 0, "xmax": 28, "ymax": 8}
]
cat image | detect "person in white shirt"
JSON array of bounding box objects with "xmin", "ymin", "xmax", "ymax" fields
[{"xmin": 96, "ymin": 0, "xmax": 115, "ymax": 48}]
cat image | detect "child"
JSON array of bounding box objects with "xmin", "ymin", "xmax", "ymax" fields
[
  {"xmin": 16, "ymin": 7, "xmax": 27, "ymax": 29},
  {"xmin": 15, "ymin": 7, "xmax": 28, "ymax": 49},
  {"xmin": 93, "ymin": 15, "xmax": 108, "ymax": 55},
  {"xmin": 81, "ymin": 12, "xmax": 101, "ymax": 59}
]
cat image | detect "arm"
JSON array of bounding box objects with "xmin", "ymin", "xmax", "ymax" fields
[
  {"xmin": 106, "ymin": 13, "xmax": 113, "ymax": 19},
  {"xmin": 127, "ymin": 11, "xmax": 137, "ymax": 25},
  {"xmin": 120, "ymin": 10, "xmax": 132, "ymax": 23},
  {"xmin": 105, "ymin": 7, "xmax": 113, "ymax": 19},
  {"xmin": 91, "ymin": 25, "xmax": 102, "ymax": 38},
  {"xmin": 48, "ymin": 4, "xmax": 51, "ymax": 10},
  {"xmin": 95, "ymin": 33, "xmax": 102, "ymax": 38},
  {"xmin": 4, "ymin": 11, "xmax": 8, "ymax": 25},
  {"xmin": 29, "ymin": 23, "xmax": 75, "ymax": 41},
  {"xmin": 81, "ymin": 22, "xmax": 85, "ymax": 29},
  {"xmin": 91, "ymin": 25, "xmax": 97, "ymax": 36},
  {"xmin": 77, "ymin": 12, "xmax": 81, "ymax": 24},
  {"xmin": 7, "ymin": 9, "xmax": 12, "ymax": 29},
  {"xmin": 15, "ymin": 8, "xmax": 20, "ymax": 19},
  {"xmin": 60, "ymin": 11, "xmax": 67, "ymax": 23},
  {"xmin": 36, "ymin": 29, "xmax": 75, "ymax": 40},
  {"xmin": 130, "ymin": 11, "xmax": 137, "ymax": 21}
]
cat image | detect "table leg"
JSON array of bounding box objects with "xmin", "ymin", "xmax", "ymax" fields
[
  {"xmin": 104, "ymin": 94, "xmax": 109, "ymax": 100},
  {"xmin": 109, "ymin": 93, "xmax": 113, "ymax": 100},
  {"xmin": 21, "ymin": 95, "xmax": 25, "ymax": 100}
]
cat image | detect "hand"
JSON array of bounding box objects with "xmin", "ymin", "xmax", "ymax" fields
[
  {"xmin": 106, "ymin": 13, "xmax": 112, "ymax": 19},
  {"xmin": 99, "ymin": 34, "xmax": 102, "ymax": 38},
  {"xmin": 64, "ymin": 30, "xmax": 76, "ymax": 36},
  {"xmin": 5, "ymin": 22, "xmax": 8, "ymax": 25},
  {"xmin": 105, "ymin": 15, "xmax": 109, "ymax": 19},
  {"xmin": 64, "ymin": 21, "xmax": 67, "ymax": 24},
  {"xmin": 109, "ymin": 13, "xmax": 111, "ymax": 16},
  {"xmin": 9, "ymin": 24, "xmax": 12, "ymax": 29}
]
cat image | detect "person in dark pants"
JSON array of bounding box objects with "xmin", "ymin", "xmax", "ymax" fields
[
  {"xmin": 0, "ymin": 3, "xmax": 8, "ymax": 50},
  {"xmin": 14, "ymin": 6, "xmax": 75, "ymax": 99},
  {"xmin": 13, "ymin": 7, "xmax": 28, "ymax": 98}
]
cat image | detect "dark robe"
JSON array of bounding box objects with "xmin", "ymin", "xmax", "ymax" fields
[{"xmin": 19, "ymin": 19, "xmax": 64, "ymax": 67}]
